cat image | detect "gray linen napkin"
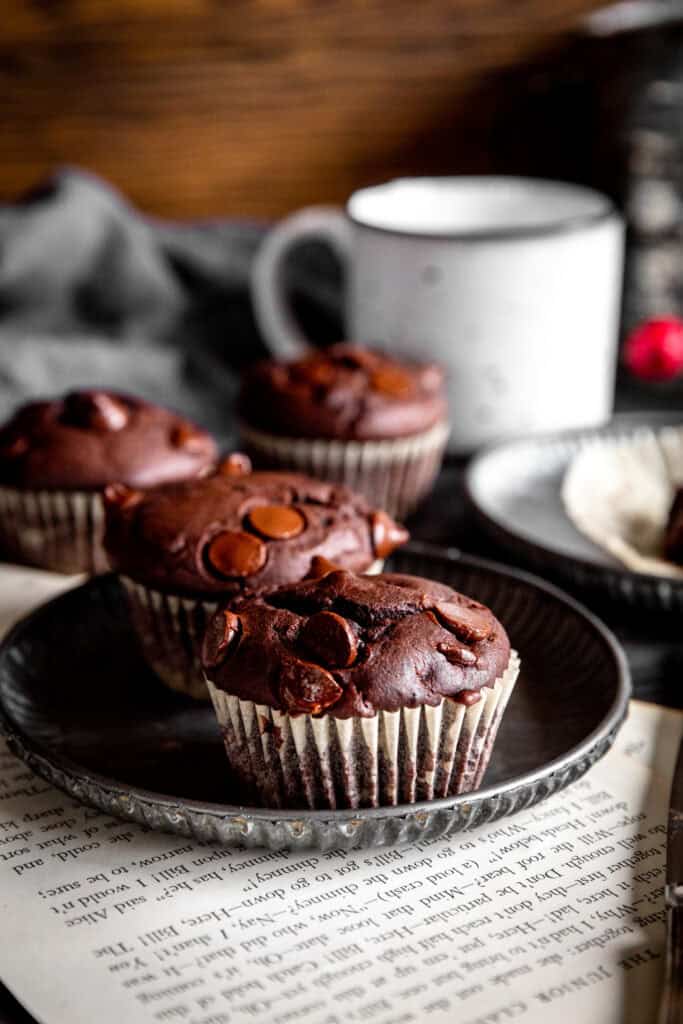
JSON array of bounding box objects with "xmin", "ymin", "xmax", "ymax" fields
[{"xmin": 0, "ymin": 168, "xmax": 342, "ymax": 436}]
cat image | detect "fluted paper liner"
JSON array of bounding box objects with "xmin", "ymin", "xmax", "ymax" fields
[
  {"xmin": 239, "ymin": 420, "xmax": 450, "ymax": 520},
  {"xmin": 562, "ymin": 426, "xmax": 683, "ymax": 578},
  {"xmin": 121, "ymin": 558, "xmax": 386, "ymax": 702},
  {"xmin": 121, "ymin": 577, "xmax": 218, "ymax": 700},
  {"xmin": 0, "ymin": 485, "xmax": 107, "ymax": 574},
  {"xmin": 206, "ymin": 650, "xmax": 520, "ymax": 809}
]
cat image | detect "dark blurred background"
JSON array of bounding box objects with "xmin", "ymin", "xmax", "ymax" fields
[
  {"xmin": 0, "ymin": 0, "xmax": 671, "ymax": 218},
  {"xmin": 0, "ymin": 0, "xmax": 681, "ymax": 421},
  {"xmin": 0, "ymin": 0, "xmax": 677, "ymax": 223}
]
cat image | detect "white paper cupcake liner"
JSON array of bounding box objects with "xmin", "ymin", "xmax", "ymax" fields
[
  {"xmin": 121, "ymin": 559, "xmax": 385, "ymax": 702},
  {"xmin": 121, "ymin": 577, "xmax": 218, "ymax": 700},
  {"xmin": 0, "ymin": 485, "xmax": 107, "ymax": 574},
  {"xmin": 239, "ymin": 419, "xmax": 450, "ymax": 520},
  {"xmin": 562, "ymin": 425, "xmax": 683, "ymax": 578},
  {"xmin": 206, "ymin": 651, "xmax": 520, "ymax": 810}
]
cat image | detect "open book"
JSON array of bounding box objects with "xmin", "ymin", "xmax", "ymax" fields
[{"xmin": 0, "ymin": 566, "xmax": 678, "ymax": 1024}]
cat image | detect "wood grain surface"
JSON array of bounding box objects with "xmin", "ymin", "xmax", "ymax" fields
[{"xmin": 0, "ymin": 1, "xmax": 605, "ymax": 218}]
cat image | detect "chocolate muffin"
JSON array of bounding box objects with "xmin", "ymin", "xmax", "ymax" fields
[
  {"xmin": 0, "ymin": 390, "xmax": 217, "ymax": 574},
  {"xmin": 104, "ymin": 455, "xmax": 408, "ymax": 699},
  {"xmin": 238, "ymin": 344, "xmax": 450, "ymax": 519},
  {"xmin": 202, "ymin": 564, "xmax": 519, "ymax": 809}
]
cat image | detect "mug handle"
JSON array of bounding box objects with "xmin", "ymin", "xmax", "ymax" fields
[{"xmin": 250, "ymin": 205, "xmax": 352, "ymax": 358}]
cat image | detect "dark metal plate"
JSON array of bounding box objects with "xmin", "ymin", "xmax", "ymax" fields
[
  {"xmin": 0, "ymin": 543, "xmax": 630, "ymax": 850},
  {"xmin": 466, "ymin": 412, "xmax": 683, "ymax": 612}
]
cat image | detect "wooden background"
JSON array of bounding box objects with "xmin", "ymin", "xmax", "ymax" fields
[{"xmin": 1, "ymin": 0, "xmax": 610, "ymax": 219}]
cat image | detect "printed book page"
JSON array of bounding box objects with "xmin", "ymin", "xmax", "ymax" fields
[{"xmin": 0, "ymin": 567, "xmax": 680, "ymax": 1024}]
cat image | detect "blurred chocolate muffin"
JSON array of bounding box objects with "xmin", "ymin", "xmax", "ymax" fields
[
  {"xmin": 0, "ymin": 390, "xmax": 217, "ymax": 574},
  {"xmin": 239, "ymin": 344, "xmax": 449, "ymax": 518}
]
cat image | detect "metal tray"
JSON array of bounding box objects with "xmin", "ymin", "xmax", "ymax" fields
[
  {"xmin": 0, "ymin": 543, "xmax": 630, "ymax": 851},
  {"xmin": 466, "ymin": 412, "xmax": 683, "ymax": 612}
]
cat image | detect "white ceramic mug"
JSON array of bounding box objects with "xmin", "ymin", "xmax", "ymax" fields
[{"xmin": 250, "ymin": 177, "xmax": 625, "ymax": 452}]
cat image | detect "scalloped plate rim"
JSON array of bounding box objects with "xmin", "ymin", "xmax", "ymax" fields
[{"xmin": 0, "ymin": 543, "xmax": 630, "ymax": 832}]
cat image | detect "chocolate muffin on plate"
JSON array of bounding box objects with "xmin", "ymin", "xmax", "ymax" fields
[
  {"xmin": 0, "ymin": 390, "xmax": 217, "ymax": 575},
  {"xmin": 238, "ymin": 344, "xmax": 449, "ymax": 519},
  {"xmin": 104, "ymin": 455, "xmax": 408, "ymax": 699},
  {"xmin": 202, "ymin": 562, "xmax": 519, "ymax": 809}
]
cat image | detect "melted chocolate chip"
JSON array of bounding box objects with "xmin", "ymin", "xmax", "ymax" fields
[
  {"xmin": 279, "ymin": 659, "xmax": 343, "ymax": 715},
  {"xmin": 217, "ymin": 452, "xmax": 252, "ymax": 477},
  {"xmin": 437, "ymin": 641, "xmax": 477, "ymax": 666},
  {"xmin": 300, "ymin": 611, "xmax": 358, "ymax": 668},
  {"xmin": 306, "ymin": 555, "xmax": 341, "ymax": 579},
  {"xmin": 203, "ymin": 609, "xmax": 241, "ymax": 668},
  {"xmin": 247, "ymin": 505, "xmax": 305, "ymax": 541},
  {"xmin": 103, "ymin": 483, "xmax": 143, "ymax": 511},
  {"xmin": 205, "ymin": 530, "xmax": 267, "ymax": 578},
  {"xmin": 434, "ymin": 601, "xmax": 493, "ymax": 643},
  {"xmin": 370, "ymin": 366, "xmax": 413, "ymax": 398},
  {"xmin": 62, "ymin": 391, "xmax": 129, "ymax": 432},
  {"xmin": 371, "ymin": 510, "xmax": 409, "ymax": 559},
  {"xmin": 171, "ymin": 422, "xmax": 209, "ymax": 453}
]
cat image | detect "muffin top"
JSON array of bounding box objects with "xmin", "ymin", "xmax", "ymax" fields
[
  {"xmin": 0, "ymin": 391, "xmax": 217, "ymax": 491},
  {"xmin": 202, "ymin": 566, "xmax": 510, "ymax": 718},
  {"xmin": 104, "ymin": 456, "xmax": 408, "ymax": 598},
  {"xmin": 238, "ymin": 343, "xmax": 448, "ymax": 441}
]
